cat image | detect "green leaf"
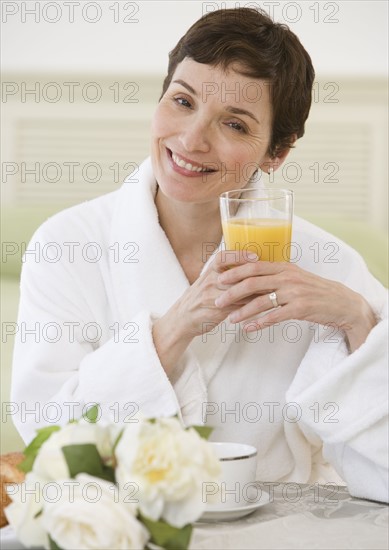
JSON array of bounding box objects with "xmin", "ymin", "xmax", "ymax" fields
[
  {"xmin": 112, "ymin": 429, "xmax": 124, "ymax": 454},
  {"xmin": 140, "ymin": 515, "xmax": 193, "ymax": 550},
  {"xmin": 48, "ymin": 535, "xmax": 64, "ymax": 550},
  {"xmin": 146, "ymin": 414, "xmax": 179, "ymax": 426},
  {"xmin": 17, "ymin": 454, "xmax": 35, "ymax": 474},
  {"xmin": 83, "ymin": 404, "xmax": 100, "ymax": 423},
  {"xmin": 191, "ymin": 425, "xmax": 213, "ymax": 440},
  {"xmin": 62, "ymin": 444, "xmax": 116, "ymax": 483},
  {"xmin": 19, "ymin": 425, "xmax": 61, "ymax": 473}
]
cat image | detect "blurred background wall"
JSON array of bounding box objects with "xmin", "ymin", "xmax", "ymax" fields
[
  {"xmin": 2, "ymin": 1, "xmax": 388, "ymax": 219},
  {"xmin": 3, "ymin": 0, "xmax": 388, "ymax": 75},
  {"xmin": 1, "ymin": 1, "xmax": 388, "ymax": 450}
]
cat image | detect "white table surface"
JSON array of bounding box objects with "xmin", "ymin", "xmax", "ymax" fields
[
  {"xmin": 1, "ymin": 483, "xmax": 387, "ymax": 550},
  {"xmin": 191, "ymin": 482, "xmax": 388, "ymax": 550}
]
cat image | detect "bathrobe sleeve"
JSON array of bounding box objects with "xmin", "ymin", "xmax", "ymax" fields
[
  {"xmin": 285, "ymin": 243, "xmax": 388, "ymax": 503},
  {"xmin": 10, "ymin": 214, "xmax": 205, "ymax": 444}
]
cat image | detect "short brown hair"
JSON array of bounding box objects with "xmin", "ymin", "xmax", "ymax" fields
[{"xmin": 160, "ymin": 8, "xmax": 315, "ymax": 158}]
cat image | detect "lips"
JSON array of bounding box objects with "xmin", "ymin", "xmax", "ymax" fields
[{"xmin": 167, "ymin": 148, "xmax": 217, "ymax": 173}]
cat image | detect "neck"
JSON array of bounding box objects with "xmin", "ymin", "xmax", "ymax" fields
[{"xmin": 155, "ymin": 188, "xmax": 223, "ymax": 279}]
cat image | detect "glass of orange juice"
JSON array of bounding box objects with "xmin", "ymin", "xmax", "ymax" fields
[{"xmin": 219, "ymin": 188, "xmax": 293, "ymax": 261}]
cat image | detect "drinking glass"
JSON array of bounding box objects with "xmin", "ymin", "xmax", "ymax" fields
[{"xmin": 219, "ymin": 188, "xmax": 293, "ymax": 261}]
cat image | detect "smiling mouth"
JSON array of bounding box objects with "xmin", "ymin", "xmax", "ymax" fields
[{"xmin": 167, "ymin": 149, "xmax": 217, "ymax": 173}]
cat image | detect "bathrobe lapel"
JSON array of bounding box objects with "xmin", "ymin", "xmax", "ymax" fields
[{"xmin": 108, "ymin": 158, "xmax": 190, "ymax": 323}]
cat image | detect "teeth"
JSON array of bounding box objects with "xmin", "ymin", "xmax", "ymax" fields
[{"xmin": 171, "ymin": 152, "xmax": 211, "ymax": 173}]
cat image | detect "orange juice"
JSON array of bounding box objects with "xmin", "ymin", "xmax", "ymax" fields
[{"xmin": 222, "ymin": 218, "xmax": 292, "ymax": 261}]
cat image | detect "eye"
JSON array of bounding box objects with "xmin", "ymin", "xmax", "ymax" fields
[
  {"xmin": 226, "ymin": 121, "xmax": 247, "ymax": 133},
  {"xmin": 174, "ymin": 96, "xmax": 192, "ymax": 109}
]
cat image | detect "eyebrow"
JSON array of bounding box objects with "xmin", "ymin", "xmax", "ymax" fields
[
  {"xmin": 226, "ymin": 106, "xmax": 259, "ymax": 125},
  {"xmin": 172, "ymin": 79, "xmax": 260, "ymax": 124},
  {"xmin": 173, "ymin": 79, "xmax": 197, "ymax": 95}
]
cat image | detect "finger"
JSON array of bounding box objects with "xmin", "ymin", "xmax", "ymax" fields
[
  {"xmin": 228, "ymin": 294, "xmax": 280, "ymax": 323},
  {"xmin": 218, "ymin": 260, "xmax": 288, "ymax": 284},
  {"xmin": 241, "ymin": 304, "xmax": 294, "ymax": 332},
  {"xmin": 211, "ymin": 250, "xmax": 259, "ymax": 274},
  {"xmin": 216, "ymin": 281, "xmax": 234, "ymax": 291},
  {"xmin": 215, "ymin": 276, "xmax": 280, "ymax": 308},
  {"xmin": 226, "ymin": 295, "xmax": 260, "ymax": 308}
]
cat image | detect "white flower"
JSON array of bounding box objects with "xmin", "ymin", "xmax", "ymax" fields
[
  {"xmin": 41, "ymin": 474, "xmax": 149, "ymax": 550},
  {"xmin": 33, "ymin": 421, "xmax": 113, "ymax": 481},
  {"xmin": 115, "ymin": 417, "xmax": 221, "ymax": 528},
  {"xmin": 5, "ymin": 472, "xmax": 48, "ymax": 549}
]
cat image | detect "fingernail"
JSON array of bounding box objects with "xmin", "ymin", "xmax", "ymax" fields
[
  {"xmin": 247, "ymin": 253, "xmax": 258, "ymax": 260},
  {"xmin": 214, "ymin": 297, "xmax": 223, "ymax": 307}
]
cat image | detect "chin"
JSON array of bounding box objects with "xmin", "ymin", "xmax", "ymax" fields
[{"xmin": 158, "ymin": 182, "xmax": 211, "ymax": 204}]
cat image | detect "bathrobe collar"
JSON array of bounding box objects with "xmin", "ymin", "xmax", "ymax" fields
[{"xmin": 109, "ymin": 157, "xmax": 195, "ymax": 322}]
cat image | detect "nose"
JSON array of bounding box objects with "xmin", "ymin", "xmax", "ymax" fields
[{"xmin": 178, "ymin": 116, "xmax": 211, "ymax": 153}]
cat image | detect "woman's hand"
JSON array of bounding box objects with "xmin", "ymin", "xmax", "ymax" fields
[
  {"xmin": 215, "ymin": 261, "xmax": 377, "ymax": 352},
  {"xmin": 173, "ymin": 250, "xmax": 260, "ymax": 338},
  {"xmin": 152, "ymin": 250, "xmax": 258, "ymax": 376}
]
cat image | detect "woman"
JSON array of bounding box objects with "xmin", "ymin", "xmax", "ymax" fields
[{"xmin": 12, "ymin": 8, "xmax": 388, "ymax": 503}]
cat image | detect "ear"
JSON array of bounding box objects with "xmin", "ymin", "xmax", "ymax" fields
[{"xmin": 260, "ymin": 135, "xmax": 297, "ymax": 174}]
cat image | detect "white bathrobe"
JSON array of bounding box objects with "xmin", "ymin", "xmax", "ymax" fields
[{"xmin": 11, "ymin": 157, "xmax": 388, "ymax": 502}]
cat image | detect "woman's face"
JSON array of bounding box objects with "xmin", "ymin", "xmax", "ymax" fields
[{"xmin": 151, "ymin": 58, "xmax": 275, "ymax": 204}]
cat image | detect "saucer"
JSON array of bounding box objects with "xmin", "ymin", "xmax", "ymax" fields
[
  {"xmin": 198, "ymin": 492, "xmax": 271, "ymax": 522},
  {"xmin": 0, "ymin": 526, "xmax": 32, "ymax": 549}
]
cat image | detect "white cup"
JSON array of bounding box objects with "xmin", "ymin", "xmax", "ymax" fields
[{"xmin": 204, "ymin": 442, "xmax": 258, "ymax": 509}]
